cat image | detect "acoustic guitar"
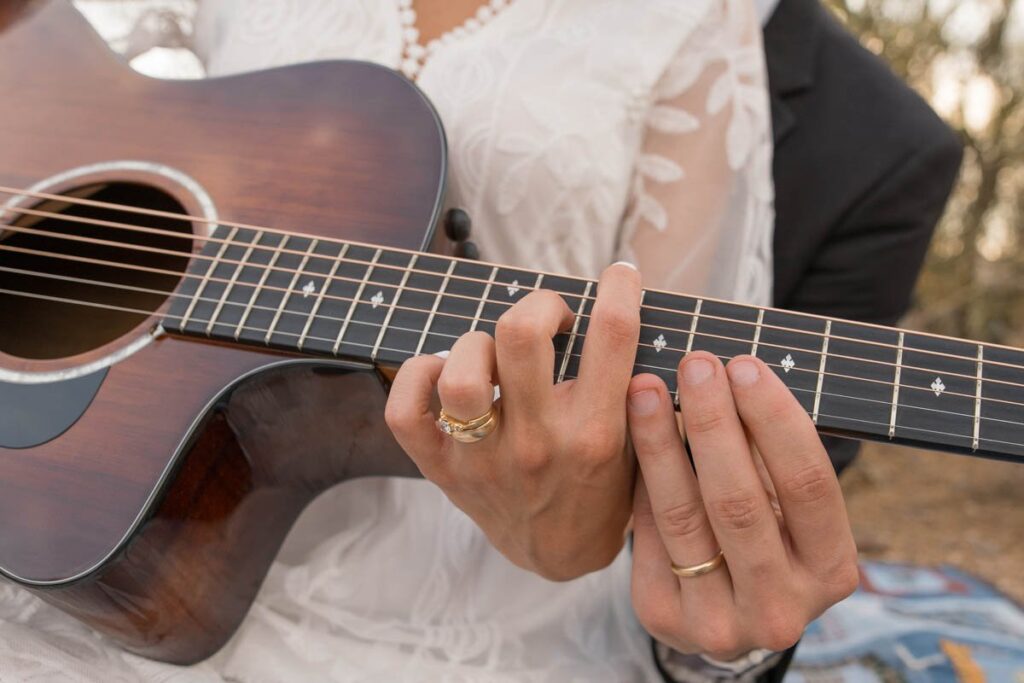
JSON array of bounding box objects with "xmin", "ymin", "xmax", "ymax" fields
[{"xmin": 1, "ymin": 0, "xmax": 1020, "ymax": 665}]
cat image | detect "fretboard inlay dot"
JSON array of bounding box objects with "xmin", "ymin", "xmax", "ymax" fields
[{"xmin": 781, "ymin": 353, "xmax": 796, "ymax": 373}]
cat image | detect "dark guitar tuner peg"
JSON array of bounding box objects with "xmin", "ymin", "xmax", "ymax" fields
[
  {"xmin": 454, "ymin": 240, "xmax": 480, "ymax": 260},
  {"xmin": 444, "ymin": 208, "xmax": 472, "ymax": 242}
]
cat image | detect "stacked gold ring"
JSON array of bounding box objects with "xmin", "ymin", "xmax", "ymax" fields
[{"xmin": 437, "ymin": 406, "xmax": 499, "ymax": 444}]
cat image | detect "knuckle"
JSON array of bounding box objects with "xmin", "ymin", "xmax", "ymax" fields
[
  {"xmin": 496, "ymin": 312, "xmax": 541, "ymax": 351},
  {"xmin": 697, "ymin": 619, "xmax": 743, "ymax": 659},
  {"xmin": 634, "ymin": 428, "xmax": 682, "ymax": 463},
  {"xmin": 592, "ymin": 304, "xmax": 640, "ymax": 343},
  {"xmin": 779, "ymin": 463, "xmax": 836, "ymax": 505},
  {"xmin": 384, "ymin": 398, "xmax": 416, "ymax": 435},
  {"xmin": 438, "ymin": 375, "xmax": 488, "ymax": 409},
  {"xmin": 749, "ymin": 395, "xmax": 792, "ymax": 427},
  {"xmin": 658, "ymin": 499, "xmax": 710, "ymax": 541},
  {"xmin": 820, "ymin": 554, "xmax": 861, "ymax": 601},
  {"xmin": 707, "ymin": 490, "xmax": 765, "ymax": 532},
  {"xmin": 754, "ymin": 615, "xmax": 804, "ymax": 653},
  {"xmin": 686, "ymin": 406, "xmax": 728, "ymax": 436},
  {"xmin": 636, "ymin": 600, "xmax": 678, "ymax": 640}
]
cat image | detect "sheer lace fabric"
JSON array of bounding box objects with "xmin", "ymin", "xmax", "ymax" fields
[{"xmin": 0, "ymin": 1, "xmax": 775, "ymax": 680}]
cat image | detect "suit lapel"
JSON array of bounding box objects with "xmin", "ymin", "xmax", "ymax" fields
[{"xmin": 763, "ymin": 0, "xmax": 823, "ymax": 145}]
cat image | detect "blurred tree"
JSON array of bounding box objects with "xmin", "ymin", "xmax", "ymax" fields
[{"xmin": 825, "ymin": 0, "xmax": 1024, "ymax": 344}]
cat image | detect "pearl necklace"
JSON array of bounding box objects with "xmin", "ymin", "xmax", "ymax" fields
[{"xmin": 397, "ymin": 0, "xmax": 513, "ymax": 79}]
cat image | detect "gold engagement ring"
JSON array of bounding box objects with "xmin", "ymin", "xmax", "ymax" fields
[{"xmin": 437, "ymin": 406, "xmax": 499, "ymax": 444}]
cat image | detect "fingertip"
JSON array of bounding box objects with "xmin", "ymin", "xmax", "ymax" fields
[
  {"xmin": 628, "ymin": 375, "xmax": 669, "ymax": 418},
  {"xmin": 602, "ymin": 260, "xmax": 643, "ymax": 292},
  {"xmin": 679, "ymin": 351, "xmax": 720, "ymax": 387},
  {"xmin": 628, "ymin": 373, "xmax": 668, "ymax": 395},
  {"xmin": 726, "ymin": 355, "xmax": 761, "ymax": 388}
]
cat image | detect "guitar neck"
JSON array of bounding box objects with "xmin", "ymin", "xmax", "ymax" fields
[{"xmin": 163, "ymin": 227, "xmax": 1024, "ymax": 464}]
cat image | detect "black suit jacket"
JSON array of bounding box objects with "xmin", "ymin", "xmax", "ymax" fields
[
  {"xmin": 656, "ymin": 1, "xmax": 962, "ymax": 681},
  {"xmin": 767, "ymin": 0, "xmax": 962, "ymax": 476}
]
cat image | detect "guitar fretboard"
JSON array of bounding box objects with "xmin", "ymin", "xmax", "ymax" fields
[{"xmin": 162, "ymin": 227, "xmax": 1024, "ymax": 464}]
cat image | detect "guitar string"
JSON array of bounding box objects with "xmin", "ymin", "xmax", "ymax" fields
[
  {"xmin": 2, "ymin": 184, "xmax": 1022, "ymax": 366},
  {"xmin": 3, "ymin": 275, "xmax": 1024, "ymax": 416},
  {"xmin": 1, "ymin": 238, "xmax": 1021, "ymax": 398},
  {"xmin": 4, "ymin": 247, "xmax": 1024, "ymax": 399},
  {"xmin": 1, "ymin": 209, "xmax": 1021, "ymax": 381},
  {"xmin": 3, "ymin": 284, "xmax": 1024, "ymax": 441}
]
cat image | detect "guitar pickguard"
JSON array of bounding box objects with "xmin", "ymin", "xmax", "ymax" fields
[{"xmin": 0, "ymin": 369, "xmax": 106, "ymax": 448}]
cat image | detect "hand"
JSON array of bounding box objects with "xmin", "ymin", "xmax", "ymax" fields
[
  {"xmin": 385, "ymin": 263, "xmax": 642, "ymax": 581},
  {"xmin": 628, "ymin": 353, "xmax": 859, "ymax": 659}
]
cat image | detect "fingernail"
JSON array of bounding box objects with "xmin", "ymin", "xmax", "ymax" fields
[
  {"xmin": 682, "ymin": 358, "xmax": 714, "ymax": 385},
  {"xmin": 727, "ymin": 358, "xmax": 760, "ymax": 387},
  {"xmin": 611, "ymin": 260, "xmax": 638, "ymax": 271},
  {"xmin": 629, "ymin": 389, "xmax": 660, "ymax": 416},
  {"xmin": 434, "ymin": 350, "xmax": 450, "ymax": 359}
]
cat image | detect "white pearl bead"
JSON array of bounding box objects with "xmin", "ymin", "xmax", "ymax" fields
[
  {"xmin": 465, "ymin": 18, "xmax": 481, "ymax": 33},
  {"xmin": 453, "ymin": 26, "xmax": 467, "ymax": 39},
  {"xmin": 476, "ymin": 7, "xmax": 493, "ymax": 22},
  {"xmin": 403, "ymin": 27, "xmax": 419, "ymax": 43},
  {"xmin": 426, "ymin": 39, "xmax": 441, "ymax": 54},
  {"xmin": 491, "ymin": 0, "xmax": 507, "ymax": 9},
  {"xmin": 441, "ymin": 33, "xmax": 455, "ymax": 44},
  {"xmin": 399, "ymin": 8, "xmax": 416, "ymax": 26},
  {"xmin": 401, "ymin": 58, "xmax": 420, "ymax": 76},
  {"xmin": 407, "ymin": 43, "xmax": 425, "ymax": 60},
  {"xmin": 398, "ymin": 0, "xmax": 412, "ymax": 8}
]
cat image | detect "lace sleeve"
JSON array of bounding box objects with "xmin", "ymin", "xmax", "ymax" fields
[
  {"xmin": 73, "ymin": 0, "xmax": 203, "ymax": 78},
  {"xmin": 619, "ymin": 0, "xmax": 775, "ymax": 307}
]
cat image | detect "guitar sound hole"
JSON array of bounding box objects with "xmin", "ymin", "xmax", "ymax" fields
[{"xmin": 0, "ymin": 182, "xmax": 193, "ymax": 360}]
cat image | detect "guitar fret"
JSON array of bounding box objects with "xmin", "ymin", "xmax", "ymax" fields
[
  {"xmin": 812, "ymin": 320, "xmax": 832, "ymax": 425},
  {"xmin": 265, "ymin": 238, "xmax": 318, "ymax": 344},
  {"xmin": 889, "ymin": 331, "xmax": 905, "ymax": 438},
  {"xmin": 206, "ymin": 230, "xmax": 261, "ymax": 336},
  {"xmin": 751, "ymin": 308, "xmax": 764, "ymax": 357},
  {"xmin": 180, "ymin": 227, "xmax": 238, "ymax": 329},
  {"xmin": 973, "ymin": 344, "xmax": 984, "ymax": 451},
  {"xmin": 334, "ymin": 248, "xmax": 382, "ymax": 355},
  {"xmin": 371, "ymin": 254, "xmax": 418, "ymax": 361},
  {"xmin": 299, "ymin": 243, "xmax": 348, "ymax": 350},
  {"xmin": 557, "ymin": 280, "xmax": 592, "ymax": 383},
  {"xmin": 471, "ymin": 267, "xmax": 499, "ymax": 333},
  {"xmin": 414, "ymin": 259, "xmax": 456, "ymax": 357},
  {"xmin": 235, "ymin": 234, "xmax": 289, "ymax": 340},
  {"xmin": 686, "ymin": 299, "xmax": 703, "ymax": 354}
]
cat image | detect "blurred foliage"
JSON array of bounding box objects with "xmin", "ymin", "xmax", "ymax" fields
[{"xmin": 825, "ymin": 0, "xmax": 1024, "ymax": 344}]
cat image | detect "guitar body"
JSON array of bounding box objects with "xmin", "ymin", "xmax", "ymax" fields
[{"xmin": 0, "ymin": 0, "xmax": 444, "ymax": 663}]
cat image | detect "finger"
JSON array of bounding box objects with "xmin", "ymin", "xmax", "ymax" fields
[
  {"xmin": 385, "ymin": 355, "xmax": 449, "ymax": 481},
  {"xmin": 577, "ymin": 263, "xmax": 642, "ymax": 415},
  {"xmin": 677, "ymin": 352, "xmax": 788, "ymax": 590},
  {"xmin": 630, "ymin": 472, "xmax": 687, "ymax": 645},
  {"xmin": 494, "ymin": 289, "xmax": 573, "ymax": 419},
  {"xmin": 627, "ymin": 374, "xmax": 722, "ymax": 572},
  {"xmin": 437, "ymin": 332, "xmax": 497, "ymax": 421},
  {"xmin": 726, "ymin": 356, "xmax": 856, "ymax": 575}
]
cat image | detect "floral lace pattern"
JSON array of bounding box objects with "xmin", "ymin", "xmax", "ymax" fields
[{"xmin": 1, "ymin": 1, "xmax": 775, "ymax": 680}]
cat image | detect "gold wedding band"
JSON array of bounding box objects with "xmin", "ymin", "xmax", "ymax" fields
[
  {"xmin": 670, "ymin": 550, "xmax": 726, "ymax": 579},
  {"xmin": 437, "ymin": 406, "xmax": 499, "ymax": 444}
]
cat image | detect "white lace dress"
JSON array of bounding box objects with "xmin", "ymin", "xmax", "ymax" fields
[{"xmin": 0, "ymin": 1, "xmax": 774, "ymax": 680}]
